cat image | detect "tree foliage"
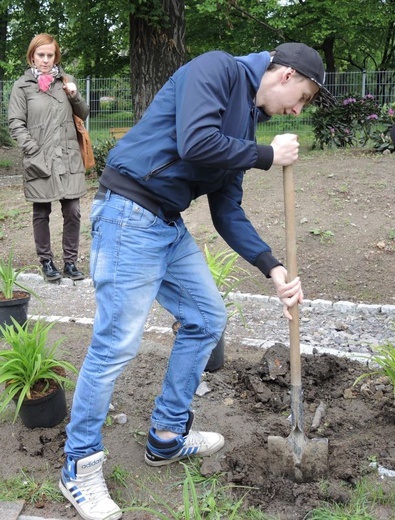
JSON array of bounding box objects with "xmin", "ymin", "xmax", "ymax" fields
[
  {"xmin": 186, "ymin": 0, "xmax": 395, "ymax": 72},
  {"xmin": 2, "ymin": 0, "xmax": 395, "ymax": 115}
]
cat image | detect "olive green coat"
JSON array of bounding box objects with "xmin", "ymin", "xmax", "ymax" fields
[{"xmin": 8, "ymin": 67, "xmax": 89, "ymax": 203}]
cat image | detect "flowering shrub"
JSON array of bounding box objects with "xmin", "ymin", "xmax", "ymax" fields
[
  {"xmin": 312, "ymin": 94, "xmax": 382, "ymax": 149},
  {"xmin": 371, "ymin": 103, "xmax": 395, "ymax": 153}
]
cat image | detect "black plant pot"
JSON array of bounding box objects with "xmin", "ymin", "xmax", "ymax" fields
[
  {"xmin": 205, "ymin": 330, "xmax": 225, "ymax": 372},
  {"xmin": 0, "ymin": 292, "xmax": 30, "ymax": 327},
  {"xmin": 18, "ymin": 386, "xmax": 67, "ymax": 429},
  {"xmin": 172, "ymin": 321, "xmax": 225, "ymax": 372}
]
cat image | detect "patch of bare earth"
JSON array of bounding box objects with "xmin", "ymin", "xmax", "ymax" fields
[{"xmin": 0, "ymin": 146, "xmax": 395, "ymax": 519}]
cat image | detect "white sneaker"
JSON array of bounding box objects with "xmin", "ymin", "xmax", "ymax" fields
[
  {"xmin": 59, "ymin": 451, "xmax": 122, "ymax": 520},
  {"xmin": 145, "ymin": 412, "xmax": 225, "ymax": 466}
]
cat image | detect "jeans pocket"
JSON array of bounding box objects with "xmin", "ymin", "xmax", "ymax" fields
[{"xmin": 126, "ymin": 203, "xmax": 157, "ymax": 229}]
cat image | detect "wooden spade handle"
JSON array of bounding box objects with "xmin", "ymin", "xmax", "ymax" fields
[{"xmin": 283, "ymin": 165, "xmax": 301, "ymax": 388}]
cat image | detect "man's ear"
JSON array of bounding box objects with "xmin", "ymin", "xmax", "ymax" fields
[{"xmin": 281, "ymin": 67, "xmax": 296, "ymax": 84}]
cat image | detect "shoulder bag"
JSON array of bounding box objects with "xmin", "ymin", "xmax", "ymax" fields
[
  {"xmin": 73, "ymin": 114, "xmax": 95, "ymax": 170},
  {"xmin": 62, "ymin": 75, "xmax": 95, "ymax": 170}
]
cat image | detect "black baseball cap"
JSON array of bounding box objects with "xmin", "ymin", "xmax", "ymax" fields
[{"xmin": 271, "ymin": 42, "xmax": 336, "ymax": 108}]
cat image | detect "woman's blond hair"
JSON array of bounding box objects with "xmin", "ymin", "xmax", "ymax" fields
[{"xmin": 26, "ymin": 33, "xmax": 61, "ymax": 66}]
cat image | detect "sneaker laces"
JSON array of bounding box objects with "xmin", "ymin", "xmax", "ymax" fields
[
  {"xmin": 183, "ymin": 430, "xmax": 209, "ymax": 449},
  {"xmin": 76, "ymin": 469, "xmax": 111, "ymax": 507}
]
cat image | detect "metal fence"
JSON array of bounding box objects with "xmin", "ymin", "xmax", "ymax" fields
[
  {"xmin": 326, "ymin": 69, "xmax": 395, "ymax": 104},
  {"xmin": 2, "ymin": 70, "xmax": 395, "ymax": 145},
  {"xmin": 1, "ymin": 77, "xmax": 135, "ymax": 143}
]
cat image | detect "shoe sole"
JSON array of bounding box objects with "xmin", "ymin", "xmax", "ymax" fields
[
  {"xmin": 63, "ymin": 274, "xmax": 85, "ymax": 280},
  {"xmin": 144, "ymin": 436, "xmax": 225, "ymax": 467},
  {"xmin": 43, "ymin": 274, "xmax": 62, "ymax": 282},
  {"xmin": 59, "ymin": 479, "xmax": 122, "ymax": 520}
]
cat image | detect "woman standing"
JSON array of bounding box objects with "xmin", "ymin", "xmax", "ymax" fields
[{"xmin": 8, "ymin": 33, "xmax": 89, "ymax": 282}]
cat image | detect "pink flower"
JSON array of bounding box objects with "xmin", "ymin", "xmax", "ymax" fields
[{"xmin": 343, "ymin": 97, "xmax": 356, "ymax": 105}]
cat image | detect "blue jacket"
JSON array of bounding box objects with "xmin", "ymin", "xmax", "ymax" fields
[{"xmin": 103, "ymin": 50, "xmax": 281, "ymax": 276}]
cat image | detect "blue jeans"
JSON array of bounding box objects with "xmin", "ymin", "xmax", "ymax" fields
[{"xmin": 65, "ymin": 190, "xmax": 227, "ymax": 459}]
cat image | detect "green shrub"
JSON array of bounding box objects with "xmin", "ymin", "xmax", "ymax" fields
[
  {"xmin": 90, "ymin": 138, "xmax": 117, "ymax": 178},
  {"xmin": 0, "ymin": 126, "xmax": 15, "ymax": 147},
  {"xmin": 312, "ymin": 94, "xmax": 381, "ymax": 149},
  {"xmin": 371, "ymin": 102, "xmax": 395, "ymax": 154}
]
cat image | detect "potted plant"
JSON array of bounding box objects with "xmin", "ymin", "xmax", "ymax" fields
[
  {"xmin": 0, "ymin": 249, "xmax": 40, "ymax": 327},
  {"xmin": 202, "ymin": 244, "xmax": 250, "ymax": 371},
  {"xmin": 203, "ymin": 244, "xmax": 250, "ymax": 321},
  {"xmin": 0, "ymin": 317, "xmax": 78, "ymax": 428},
  {"xmin": 172, "ymin": 244, "xmax": 250, "ymax": 372}
]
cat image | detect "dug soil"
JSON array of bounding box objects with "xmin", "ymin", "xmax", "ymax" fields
[{"xmin": 0, "ymin": 145, "xmax": 395, "ymax": 519}]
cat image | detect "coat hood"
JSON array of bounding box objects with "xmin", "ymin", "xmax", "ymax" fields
[{"xmin": 235, "ymin": 51, "xmax": 271, "ymax": 93}]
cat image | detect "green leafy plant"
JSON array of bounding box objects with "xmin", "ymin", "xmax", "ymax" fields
[
  {"xmin": 0, "ymin": 249, "xmax": 40, "ymax": 299},
  {"xmin": 0, "ymin": 318, "xmax": 78, "ymax": 422},
  {"xmin": 305, "ymin": 475, "xmax": 395, "ymax": 519},
  {"xmin": 309, "ymin": 228, "xmax": 335, "ymax": 243},
  {"xmin": 0, "ymin": 469, "xmax": 63, "ymax": 504},
  {"xmin": 124, "ymin": 462, "xmax": 250, "ymax": 519},
  {"xmin": 353, "ymin": 337, "xmax": 395, "ymax": 398},
  {"xmin": 204, "ymin": 244, "xmax": 250, "ymax": 321},
  {"xmin": 0, "ymin": 159, "xmax": 13, "ymax": 168}
]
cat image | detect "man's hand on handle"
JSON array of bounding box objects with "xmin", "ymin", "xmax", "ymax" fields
[
  {"xmin": 271, "ymin": 133, "xmax": 299, "ymax": 166},
  {"xmin": 269, "ymin": 265, "xmax": 303, "ymax": 320}
]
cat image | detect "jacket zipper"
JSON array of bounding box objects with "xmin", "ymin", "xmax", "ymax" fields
[{"xmin": 143, "ymin": 157, "xmax": 180, "ymax": 181}]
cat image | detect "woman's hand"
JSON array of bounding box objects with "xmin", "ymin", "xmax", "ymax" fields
[
  {"xmin": 63, "ymin": 82, "xmax": 77, "ymax": 98},
  {"xmin": 269, "ymin": 265, "xmax": 303, "ymax": 320}
]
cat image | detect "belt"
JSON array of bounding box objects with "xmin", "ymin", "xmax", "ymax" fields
[
  {"xmin": 93, "ymin": 183, "xmax": 180, "ymax": 223},
  {"xmin": 94, "ymin": 184, "xmax": 108, "ymax": 200}
]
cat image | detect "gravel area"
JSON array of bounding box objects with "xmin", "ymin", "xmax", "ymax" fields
[{"xmin": 20, "ymin": 272, "xmax": 395, "ymax": 360}]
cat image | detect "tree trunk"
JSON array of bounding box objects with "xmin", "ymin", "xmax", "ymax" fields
[
  {"xmin": 321, "ymin": 36, "xmax": 336, "ymax": 73},
  {"xmin": 129, "ymin": 0, "xmax": 185, "ymax": 122}
]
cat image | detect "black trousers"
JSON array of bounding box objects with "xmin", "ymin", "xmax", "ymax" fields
[{"xmin": 32, "ymin": 198, "xmax": 81, "ymax": 264}]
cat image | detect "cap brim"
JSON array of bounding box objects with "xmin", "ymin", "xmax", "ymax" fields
[{"xmin": 312, "ymin": 86, "xmax": 336, "ymax": 109}]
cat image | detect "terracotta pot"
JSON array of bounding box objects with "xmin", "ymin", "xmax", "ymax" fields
[
  {"xmin": 0, "ymin": 291, "xmax": 30, "ymax": 327},
  {"xmin": 18, "ymin": 386, "xmax": 67, "ymax": 429}
]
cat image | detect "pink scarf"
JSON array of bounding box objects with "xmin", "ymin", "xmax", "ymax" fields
[
  {"xmin": 31, "ymin": 65, "xmax": 59, "ymax": 92},
  {"xmin": 38, "ymin": 74, "xmax": 54, "ymax": 92}
]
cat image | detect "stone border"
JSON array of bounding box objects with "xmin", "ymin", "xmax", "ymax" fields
[
  {"xmin": 228, "ymin": 292, "xmax": 395, "ymax": 316},
  {"xmin": 19, "ymin": 273, "xmax": 395, "ymax": 316}
]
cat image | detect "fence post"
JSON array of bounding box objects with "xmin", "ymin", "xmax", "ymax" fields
[
  {"xmin": 362, "ymin": 69, "xmax": 366, "ymax": 97},
  {"xmin": 86, "ymin": 76, "xmax": 91, "ymax": 132}
]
